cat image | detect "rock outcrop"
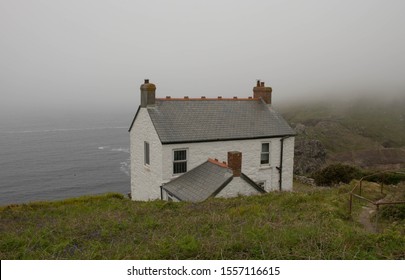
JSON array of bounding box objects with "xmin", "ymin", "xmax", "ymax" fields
[{"xmin": 293, "ymin": 123, "xmax": 327, "ymax": 175}]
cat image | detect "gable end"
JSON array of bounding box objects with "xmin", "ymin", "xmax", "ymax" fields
[
  {"xmin": 241, "ymin": 173, "xmax": 267, "ymax": 193},
  {"xmin": 128, "ymin": 106, "xmax": 141, "ymax": 132}
]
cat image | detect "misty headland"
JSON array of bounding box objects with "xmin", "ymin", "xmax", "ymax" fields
[{"xmin": 1, "ymin": 1, "xmax": 405, "ymax": 263}]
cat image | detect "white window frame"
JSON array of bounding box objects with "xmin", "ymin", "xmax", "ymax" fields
[
  {"xmin": 144, "ymin": 141, "xmax": 150, "ymax": 166},
  {"xmin": 260, "ymin": 142, "xmax": 270, "ymax": 166},
  {"xmin": 172, "ymin": 148, "xmax": 188, "ymax": 175}
]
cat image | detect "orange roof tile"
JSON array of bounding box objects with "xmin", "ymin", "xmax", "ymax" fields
[
  {"xmin": 156, "ymin": 97, "xmax": 260, "ymax": 101},
  {"xmin": 208, "ymin": 158, "xmax": 228, "ymax": 168}
]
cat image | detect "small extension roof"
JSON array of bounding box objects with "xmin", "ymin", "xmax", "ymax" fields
[{"xmin": 162, "ymin": 159, "xmax": 265, "ymax": 202}]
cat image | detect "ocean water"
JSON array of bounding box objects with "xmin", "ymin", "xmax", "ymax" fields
[{"xmin": 0, "ymin": 115, "xmax": 131, "ymax": 206}]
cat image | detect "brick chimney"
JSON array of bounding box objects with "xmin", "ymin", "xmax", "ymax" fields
[
  {"xmin": 228, "ymin": 151, "xmax": 242, "ymax": 177},
  {"xmin": 253, "ymin": 80, "xmax": 272, "ymax": 104},
  {"xmin": 140, "ymin": 79, "xmax": 156, "ymax": 107}
]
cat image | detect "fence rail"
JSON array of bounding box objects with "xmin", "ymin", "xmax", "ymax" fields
[{"xmin": 349, "ymin": 170, "xmax": 405, "ymax": 214}]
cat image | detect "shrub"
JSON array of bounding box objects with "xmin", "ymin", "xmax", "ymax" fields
[
  {"xmin": 362, "ymin": 172, "xmax": 405, "ymax": 185},
  {"xmin": 312, "ymin": 164, "xmax": 362, "ymax": 186}
]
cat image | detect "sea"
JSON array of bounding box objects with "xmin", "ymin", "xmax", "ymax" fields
[{"xmin": 0, "ymin": 113, "xmax": 132, "ymax": 206}]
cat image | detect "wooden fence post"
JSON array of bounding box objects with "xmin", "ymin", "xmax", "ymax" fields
[{"xmin": 359, "ymin": 180, "xmax": 362, "ymax": 196}]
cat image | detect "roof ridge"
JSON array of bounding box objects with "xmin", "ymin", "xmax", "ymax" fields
[{"xmin": 156, "ymin": 97, "xmax": 260, "ymax": 101}]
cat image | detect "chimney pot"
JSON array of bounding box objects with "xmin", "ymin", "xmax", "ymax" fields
[
  {"xmin": 256, "ymin": 80, "xmax": 260, "ymax": 87},
  {"xmin": 201, "ymin": 96, "xmax": 206, "ymax": 99},
  {"xmin": 260, "ymin": 82, "xmax": 265, "ymax": 87},
  {"xmin": 166, "ymin": 96, "xmax": 171, "ymax": 99},
  {"xmin": 218, "ymin": 96, "xmax": 222, "ymax": 99},
  {"xmin": 184, "ymin": 96, "xmax": 189, "ymax": 99},
  {"xmin": 144, "ymin": 79, "xmax": 149, "ymax": 84}
]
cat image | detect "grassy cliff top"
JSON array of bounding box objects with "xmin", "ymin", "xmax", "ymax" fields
[{"xmin": 1, "ymin": 182, "xmax": 404, "ymax": 260}]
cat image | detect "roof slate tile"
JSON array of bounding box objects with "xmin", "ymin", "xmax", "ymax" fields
[
  {"xmin": 162, "ymin": 161, "xmax": 233, "ymax": 202},
  {"xmin": 147, "ymin": 99, "xmax": 295, "ymax": 144}
]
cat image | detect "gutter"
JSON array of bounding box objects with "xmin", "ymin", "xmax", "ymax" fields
[
  {"xmin": 161, "ymin": 134, "xmax": 296, "ymax": 145},
  {"xmin": 277, "ymin": 136, "xmax": 292, "ymax": 191}
]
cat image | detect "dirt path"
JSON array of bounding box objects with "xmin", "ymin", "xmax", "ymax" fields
[{"xmin": 358, "ymin": 206, "xmax": 377, "ymax": 233}]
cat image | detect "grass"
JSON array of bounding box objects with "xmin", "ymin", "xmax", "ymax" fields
[
  {"xmin": 372, "ymin": 182, "xmax": 405, "ymax": 234},
  {"xmin": 0, "ymin": 183, "xmax": 404, "ymax": 260}
]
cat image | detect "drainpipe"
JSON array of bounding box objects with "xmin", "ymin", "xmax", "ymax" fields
[
  {"xmin": 277, "ymin": 136, "xmax": 291, "ymax": 191},
  {"xmin": 160, "ymin": 186, "xmax": 163, "ymax": 200}
]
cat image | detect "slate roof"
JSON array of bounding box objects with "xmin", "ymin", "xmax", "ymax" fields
[
  {"xmin": 162, "ymin": 159, "xmax": 265, "ymax": 202},
  {"xmin": 145, "ymin": 98, "xmax": 295, "ymax": 144}
]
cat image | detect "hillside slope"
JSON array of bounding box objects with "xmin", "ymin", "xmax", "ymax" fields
[
  {"xmin": 1, "ymin": 184, "xmax": 404, "ymax": 260},
  {"xmin": 279, "ymin": 96, "xmax": 405, "ymax": 172}
]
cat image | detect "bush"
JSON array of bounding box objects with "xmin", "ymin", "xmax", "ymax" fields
[
  {"xmin": 362, "ymin": 172, "xmax": 405, "ymax": 185},
  {"xmin": 312, "ymin": 164, "xmax": 362, "ymax": 186}
]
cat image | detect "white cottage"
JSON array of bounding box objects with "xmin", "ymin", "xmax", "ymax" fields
[{"xmin": 129, "ymin": 79, "xmax": 295, "ymax": 202}]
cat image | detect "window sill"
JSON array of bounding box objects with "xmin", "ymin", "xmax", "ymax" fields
[
  {"xmin": 259, "ymin": 165, "xmax": 272, "ymax": 170},
  {"xmin": 171, "ymin": 173, "xmax": 185, "ymax": 178},
  {"xmin": 144, "ymin": 165, "xmax": 151, "ymax": 171}
]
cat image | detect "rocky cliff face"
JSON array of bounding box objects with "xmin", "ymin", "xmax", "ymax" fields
[
  {"xmin": 293, "ymin": 123, "xmax": 327, "ymax": 175},
  {"xmin": 280, "ymin": 97, "xmax": 405, "ymax": 173}
]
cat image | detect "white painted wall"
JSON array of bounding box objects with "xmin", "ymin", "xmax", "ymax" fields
[
  {"xmin": 216, "ymin": 177, "xmax": 261, "ymax": 198},
  {"xmin": 130, "ymin": 108, "xmax": 163, "ymax": 201},
  {"xmin": 161, "ymin": 137, "xmax": 295, "ymax": 194},
  {"xmin": 281, "ymin": 137, "xmax": 295, "ymax": 191}
]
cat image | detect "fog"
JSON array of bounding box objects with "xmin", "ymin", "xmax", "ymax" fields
[{"xmin": 1, "ymin": 0, "xmax": 405, "ymax": 122}]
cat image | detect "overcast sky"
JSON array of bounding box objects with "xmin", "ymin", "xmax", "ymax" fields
[{"xmin": 1, "ymin": 0, "xmax": 405, "ymax": 121}]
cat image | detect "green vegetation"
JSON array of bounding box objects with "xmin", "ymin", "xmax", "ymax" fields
[
  {"xmin": 312, "ymin": 164, "xmax": 362, "ymax": 186},
  {"xmin": 363, "ymin": 172, "xmax": 405, "ymax": 185},
  {"xmin": 312, "ymin": 164, "xmax": 405, "ymax": 186},
  {"xmin": 348, "ymin": 180, "xmax": 405, "ymax": 237},
  {"xmin": 373, "ymin": 183, "xmax": 405, "ymax": 234},
  {"xmin": 1, "ymin": 183, "xmax": 404, "ymax": 260}
]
